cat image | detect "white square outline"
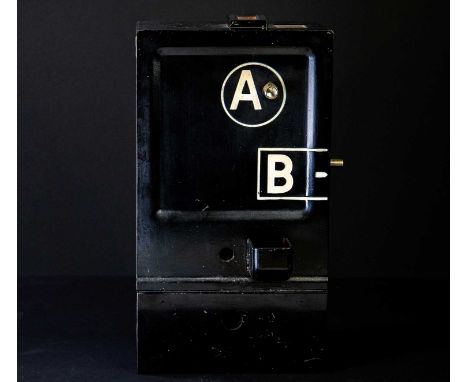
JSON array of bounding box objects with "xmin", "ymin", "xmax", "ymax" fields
[{"xmin": 257, "ymin": 148, "xmax": 329, "ymax": 201}]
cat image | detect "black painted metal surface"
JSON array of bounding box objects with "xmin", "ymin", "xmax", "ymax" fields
[
  {"xmin": 18, "ymin": 277, "xmax": 449, "ymax": 381},
  {"xmin": 136, "ymin": 19, "xmax": 333, "ymax": 373}
]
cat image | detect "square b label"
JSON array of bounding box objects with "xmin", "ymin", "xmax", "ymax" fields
[{"xmin": 257, "ymin": 148, "xmax": 328, "ymax": 201}]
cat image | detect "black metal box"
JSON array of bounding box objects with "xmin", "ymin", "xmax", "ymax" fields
[{"xmin": 137, "ymin": 18, "xmax": 334, "ymax": 373}]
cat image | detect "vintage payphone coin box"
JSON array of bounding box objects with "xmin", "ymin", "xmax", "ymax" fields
[{"xmin": 137, "ymin": 16, "xmax": 339, "ymax": 373}]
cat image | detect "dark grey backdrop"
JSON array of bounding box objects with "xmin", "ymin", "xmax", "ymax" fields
[{"xmin": 18, "ymin": 0, "xmax": 448, "ymax": 277}]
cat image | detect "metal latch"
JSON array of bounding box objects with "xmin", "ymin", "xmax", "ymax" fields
[
  {"xmin": 228, "ymin": 15, "xmax": 267, "ymax": 30},
  {"xmin": 248, "ymin": 238, "xmax": 293, "ymax": 281}
]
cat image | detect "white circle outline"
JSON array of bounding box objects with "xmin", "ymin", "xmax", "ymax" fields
[{"xmin": 220, "ymin": 62, "xmax": 287, "ymax": 128}]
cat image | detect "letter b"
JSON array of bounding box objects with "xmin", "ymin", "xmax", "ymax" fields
[{"xmin": 267, "ymin": 154, "xmax": 294, "ymax": 194}]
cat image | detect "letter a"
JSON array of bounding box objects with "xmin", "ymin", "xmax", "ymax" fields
[
  {"xmin": 230, "ymin": 70, "xmax": 262, "ymax": 110},
  {"xmin": 267, "ymin": 154, "xmax": 294, "ymax": 194}
]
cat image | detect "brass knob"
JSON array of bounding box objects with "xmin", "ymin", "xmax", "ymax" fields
[{"xmin": 262, "ymin": 82, "xmax": 279, "ymax": 100}]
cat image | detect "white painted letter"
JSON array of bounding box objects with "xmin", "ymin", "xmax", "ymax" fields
[
  {"xmin": 230, "ymin": 70, "xmax": 262, "ymax": 110},
  {"xmin": 267, "ymin": 154, "xmax": 294, "ymax": 194}
]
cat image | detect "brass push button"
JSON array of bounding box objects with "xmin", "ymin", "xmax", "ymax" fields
[{"xmin": 330, "ymin": 158, "xmax": 344, "ymax": 167}]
